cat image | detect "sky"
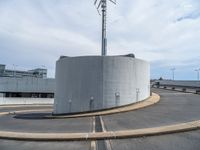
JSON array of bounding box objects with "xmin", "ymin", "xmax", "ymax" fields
[{"xmin": 0, "ymin": 0, "xmax": 200, "ymax": 80}]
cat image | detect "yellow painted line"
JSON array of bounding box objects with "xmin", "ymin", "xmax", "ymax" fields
[
  {"xmin": 90, "ymin": 117, "xmax": 96, "ymax": 150},
  {"xmin": 100, "ymin": 116, "xmax": 113, "ymax": 150},
  {"xmin": 0, "ymin": 120, "xmax": 199, "ymax": 141},
  {"xmin": 92, "ymin": 117, "xmax": 96, "ymax": 133},
  {"xmin": 90, "ymin": 141, "xmax": 96, "ymax": 150}
]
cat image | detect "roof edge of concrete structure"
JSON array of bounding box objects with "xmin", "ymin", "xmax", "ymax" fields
[
  {"xmin": 0, "ymin": 120, "xmax": 199, "ymax": 141},
  {"xmin": 59, "ymin": 54, "xmax": 135, "ymax": 59}
]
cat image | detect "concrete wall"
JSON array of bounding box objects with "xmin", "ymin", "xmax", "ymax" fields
[
  {"xmin": 0, "ymin": 97, "xmax": 53, "ymax": 105},
  {"xmin": 0, "ymin": 77, "xmax": 55, "ymax": 93},
  {"xmin": 54, "ymin": 56, "xmax": 150, "ymax": 114},
  {"xmin": 156, "ymin": 80, "xmax": 200, "ymax": 87}
]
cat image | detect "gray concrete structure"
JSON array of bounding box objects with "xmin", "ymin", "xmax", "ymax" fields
[
  {"xmin": 0, "ymin": 97, "xmax": 53, "ymax": 105},
  {"xmin": 155, "ymin": 80, "xmax": 200, "ymax": 87},
  {"xmin": 0, "ymin": 77, "xmax": 55, "ymax": 94},
  {"xmin": 0, "ymin": 65, "xmax": 55, "ymax": 103},
  {"xmin": 54, "ymin": 55, "xmax": 150, "ymax": 114},
  {"xmin": 0, "ymin": 77, "xmax": 55, "ymax": 105},
  {"xmin": 0, "ymin": 64, "xmax": 47, "ymax": 78}
]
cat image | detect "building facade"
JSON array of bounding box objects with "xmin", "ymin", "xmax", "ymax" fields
[
  {"xmin": 0, "ymin": 64, "xmax": 47, "ymax": 78},
  {"xmin": 0, "ymin": 65, "xmax": 55, "ymax": 101}
]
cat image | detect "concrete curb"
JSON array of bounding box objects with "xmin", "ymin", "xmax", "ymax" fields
[
  {"xmin": 0, "ymin": 120, "xmax": 199, "ymax": 141},
  {"xmin": 0, "ymin": 109, "xmax": 52, "ymax": 116},
  {"xmin": 48, "ymin": 93, "xmax": 160, "ymax": 119},
  {"xmin": 0, "ymin": 93, "xmax": 160, "ymax": 118}
]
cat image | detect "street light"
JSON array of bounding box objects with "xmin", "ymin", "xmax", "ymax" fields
[
  {"xmin": 12, "ymin": 64, "xmax": 18, "ymax": 77},
  {"xmin": 194, "ymin": 69, "xmax": 200, "ymax": 81},
  {"xmin": 170, "ymin": 68, "xmax": 176, "ymax": 80}
]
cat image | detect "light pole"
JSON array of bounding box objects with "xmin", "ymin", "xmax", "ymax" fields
[
  {"xmin": 94, "ymin": 0, "xmax": 116, "ymax": 56},
  {"xmin": 68, "ymin": 99, "xmax": 72, "ymax": 113},
  {"xmin": 194, "ymin": 69, "xmax": 200, "ymax": 80},
  {"xmin": 40, "ymin": 65, "xmax": 47, "ymax": 78},
  {"xmin": 170, "ymin": 68, "xmax": 176, "ymax": 80},
  {"xmin": 13, "ymin": 64, "xmax": 18, "ymax": 77}
]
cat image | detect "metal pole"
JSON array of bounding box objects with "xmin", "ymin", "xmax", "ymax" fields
[
  {"xmin": 69, "ymin": 99, "xmax": 72, "ymax": 113},
  {"xmin": 101, "ymin": 0, "xmax": 107, "ymax": 56},
  {"xmin": 195, "ymin": 69, "xmax": 200, "ymax": 80},
  {"xmin": 171, "ymin": 68, "xmax": 175, "ymax": 80},
  {"xmin": 95, "ymin": 0, "xmax": 116, "ymax": 56},
  {"xmin": 13, "ymin": 64, "xmax": 17, "ymax": 77}
]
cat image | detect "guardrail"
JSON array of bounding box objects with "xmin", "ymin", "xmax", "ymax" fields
[{"xmin": 152, "ymin": 83, "xmax": 200, "ymax": 94}]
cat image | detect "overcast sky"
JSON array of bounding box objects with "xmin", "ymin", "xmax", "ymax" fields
[{"xmin": 0, "ymin": 0, "xmax": 200, "ymax": 80}]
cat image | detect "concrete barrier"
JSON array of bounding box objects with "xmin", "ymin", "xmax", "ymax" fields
[
  {"xmin": 0, "ymin": 97, "xmax": 54, "ymax": 105},
  {"xmin": 153, "ymin": 80, "xmax": 200, "ymax": 94}
]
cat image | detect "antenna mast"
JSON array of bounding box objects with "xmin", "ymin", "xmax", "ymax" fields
[{"xmin": 94, "ymin": 0, "xmax": 116, "ymax": 56}]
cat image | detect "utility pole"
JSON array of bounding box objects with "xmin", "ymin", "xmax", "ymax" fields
[
  {"xmin": 13, "ymin": 64, "xmax": 18, "ymax": 77},
  {"xmin": 195, "ymin": 69, "xmax": 200, "ymax": 80},
  {"xmin": 170, "ymin": 68, "xmax": 176, "ymax": 80},
  {"xmin": 101, "ymin": 0, "xmax": 107, "ymax": 56}
]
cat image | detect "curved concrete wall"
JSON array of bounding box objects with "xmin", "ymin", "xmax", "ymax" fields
[{"xmin": 53, "ymin": 56, "xmax": 150, "ymax": 114}]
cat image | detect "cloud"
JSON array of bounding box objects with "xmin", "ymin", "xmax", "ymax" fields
[{"xmin": 0, "ymin": 0, "xmax": 199, "ymax": 79}]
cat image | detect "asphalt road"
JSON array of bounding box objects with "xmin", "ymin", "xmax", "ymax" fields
[
  {"xmin": 0, "ymin": 140, "xmax": 90, "ymax": 150},
  {"xmin": 110, "ymin": 130, "xmax": 200, "ymax": 150},
  {"xmin": 0, "ymin": 88, "xmax": 200, "ymax": 150},
  {"xmin": 0, "ymin": 105, "xmax": 92, "ymax": 133},
  {"xmin": 103, "ymin": 88, "xmax": 200, "ymax": 131},
  {"xmin": 0, "ymin": 114, "xmax": 92, "ymax": 133},
  {"xmin": 0, "ymin": 106, "xmax": 93, "ymax": 149}
]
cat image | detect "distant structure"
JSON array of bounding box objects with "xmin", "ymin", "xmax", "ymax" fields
[
  {"xmin": 0, "ymin": 64, "xmax": 47, "ymax": 78},
  {"xmin": 94, "ymin": 0, "xmax": 116, "ymax": 56},
  {"xmin": 0, "ymin": 64, "xmax": 54, "ymax": 100}
]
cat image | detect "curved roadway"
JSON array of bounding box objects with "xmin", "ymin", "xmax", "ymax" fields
[
  {"xmin": 0, "ymin": 88, "xmax": 199, "ymax": 133},
  {"xmin": 102, "ymin": 88, "xmax": 200, "ymax": 131},
  {"xmin": 0, "ymin": 88, "xmax": 199, "ymax": 150}
]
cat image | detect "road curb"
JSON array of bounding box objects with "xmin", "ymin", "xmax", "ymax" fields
[
  {"xmin": 47, "ymin": 93, "xmax": 160, "ymax": 119},
  {"xmin": 0, "ymin": 120, "xmax": 199, "ymax": 141},
  {"xmin": 0, "ymin": 93, "xmax": 160, "ymax": 118}
]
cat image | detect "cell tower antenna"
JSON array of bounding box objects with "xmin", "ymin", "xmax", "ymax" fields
[{"xmin": 94, "ymin": 0, "xmax": 116, "ymax": 56}]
